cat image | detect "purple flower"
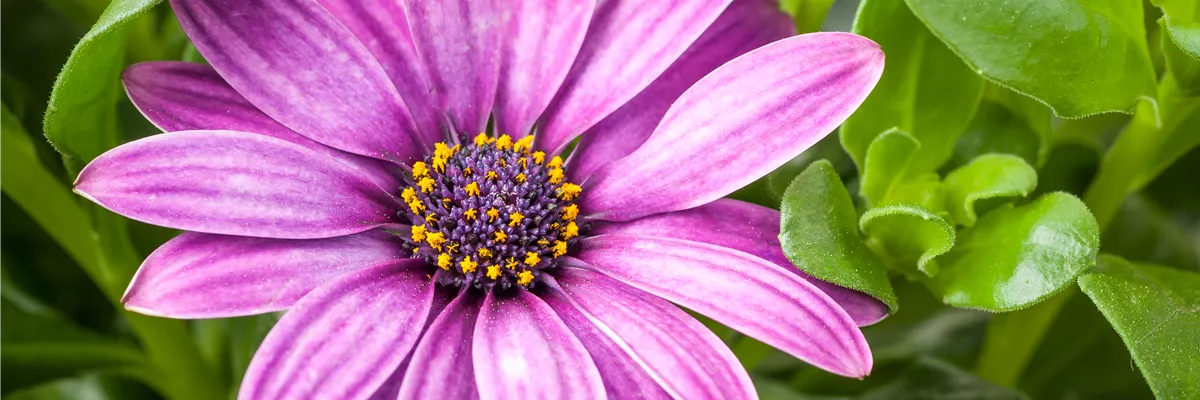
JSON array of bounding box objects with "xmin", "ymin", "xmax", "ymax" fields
[{"xmin": 74, "ymin": 0, "xmax": 885, "ymax": 398}]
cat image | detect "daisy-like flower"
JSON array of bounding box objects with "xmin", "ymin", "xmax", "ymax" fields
[{"xmin": 76, "ymin": 0, "xmax": 886, "ymax": 398}]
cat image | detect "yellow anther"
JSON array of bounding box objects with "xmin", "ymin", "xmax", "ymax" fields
[
  {"xmin": 487, "ymin": 208, "xmax": 500, "ymax": 222},
  {"xmin": 552, "ymin": 241, "xmax": 568, "ymax": 257},
  {"xmin": 408, "ymin": 200, "xmax": 426, "ymax": 214},
  {"xmin": 514, "ymin": 135, "xmax": 534, "ymax": 152},
  {"xmin": 505, "ymin": 257, "xmax": 519, "ymax": 270},
  {"xmin": 517, "ymin": 271, "xmax": 534, "ymax": 286},
  {"xmin": 401, "ymin": 187, "xmax": 417, "ymax": 203},
  {"xmin": 441, "ymin": 198, "xmax": 452, "ymax": 209},
  {"xmin": 486, "ymin": 265, "xmax": 502, "ymax": 280},
  {"xmin": 515, "ymin": 173, "xmax": 527, "ymax": 183},
  {"xmin": 465, "ymin": 182, "xmax": 480, "ymax": 196},
  {"xmin": 474, "ymin": 133, "xmax": 492, "ymax": 146},
  {"xmin": 496, "ymin": 134, "xmax": 513, "ymax": 150},
  {"xmin": 508, "ymin": 212, "xmax": 525, "ymax": 227},
  {"xmin": 410, "ymin": 224, "xmax": 427, "ymax": 242},
  {"xmin": 498, "ymin": 158, "xmax": 507, "ymax": 167},
  {"xmin": 424, "ymin": 213, "xmax": 438, "ymax": 225},
  {"xmin": 459, "ymin": 256, "xmax": 477, "ymax": 273},
  {"xmin": 537, "ymin": 239, "xmax": 549, "ymax": 246},
  {"xmin": 532, "ymin": 151, "xmax": 546, "ymax": 165},
  {"xmin": 493, "ymin": 230, "xmax": 508, "ymax": 243},
  {"xmin": 561, "ymin": 204, "xmax": 579, "ymax": 221},
  {"xmin": 412, "ymin": 161, "xmax": 429, "ymax": 179},
  {"xmin": 463, "ymin": 167, "xmax": 473, "ymax": 176},
  {"xmin": 518, "ymin": 157, "xmax": 528, "ymax": 169},
  {"xmin": 426, "ymin": 231, "xmax": 446, "ymax": 250},
  {"xmin": 447, "ymin": 242, "xmax": 460, "ymax": 253},
  {"xmin": 486, "ymin": 170, "xmax": 498, "ymax": 181},
  {"xmin": 561, "ymin": 222, "xmax": 579, "ymax": 239},
  {"xmin": 525, "ymin": 252, "xmax": 541, "ymax": 266},
  {"xmin": 437, "ymin": 253, "xmax": 452, "ymax": 270},
  {"xmin": 464, "ymin": 208, "xmax": 478, "ymax": 221},
  {"xmin": 548, "ymin": 168, "xmax": 564, "ymax": 184},
  {"xmin": 550, "ymin": 222, "xmax": 561, "ymax": 230},
  {"xmin": 548, "ymin": 156, "xmax": 563, "ymax": 169},
  {"xmin": 418, "ymin": 177, "xmax": 436, "ymax": 193},
  {"xmin": 558, "ymin": 183, "xmax": 581, "ymax": 200},
  {"xmin": 478, "ymin": 247, "xmax": 493, "ymax": 258}
]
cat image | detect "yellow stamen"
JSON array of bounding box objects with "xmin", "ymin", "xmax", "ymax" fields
[
  {"xmin": 524, "ymin": 252, "xmax": 541, "ymax": 266},
  {"xmin": 493, "ymin": 230, "xmax": 508, "ymax": 243},
  {"xmin": 478, "ymin": 247, "xmax": 493, "ymax": 258},
  {"xmin": 408, "ymin": 200, "xmax": 426, "ymax": 214},
  {"xmin": 509, "ymin": 212, "xmax": 525, "ymax": 227},
  {"xmin": 463, "ymin": 167, "xmax": 473, "ymax": 176},
  {"xmin": 401, "ymin": 187, "xmax": 417, "ymax": 203},
  {"xmin": 464, "ymin": 208, "xmax": 478, "ymax": 221},
  {"xmin": 447, "ymin": 242, "xmax": 460, "ymax": 253},
  {"xmin": 515, "ymin": 173, "xmax": 527, "ymax": 183},
  {"xmin": 548, "ymin": 168, "xmax": 564, "ymax": 184},
  {"xmin": 532, "ymin": 151, "xmax": 546, "ymax": 165},
  {"xmin": 486, "ymin": 265, "xmax": 502, "ymax": 280},
  {"xmin": 459, "ymin": 256, "xmax": 477, "ymax": 273},
  {"xmin": 561, "ymin": 222, "xmax": 579, "ymax": 239},
  {"xmin": 487, "ymin": 208, "xmax": 500, "ymax": 222},
  {"xmin": 441, "ymin": 198, "xmax": 452, "ymax": 209},
  {"xmin": 410, "ymin": 224, "xmax": 427, "ymax": 242},
  {"xmin": 518, "ymin": 157, "xmax": 527, "ymax": 169},
  {"xmin": 558, "ymin": 183, "xmax": 581, "ymax": 200},
  {"xmin": 537, "ymin": 239, "xmax": 549, "ymax": 246},
  {"xmin": 473, "ymin": 133, "xmax": 492, "ymax": 146},
  {"xmin": 424, "ymin": 213, "xmax": 438, "ymax": 225},
  {"xmin": 514, "ymin": 135, "xmax": 534, "ymax": 152},
  {"xmin": 418, "ymin": 177, "xmax": 436, "ymax": 193},
  {"xmin": 426, "ymin": 231, "xmax": 445, "ymax": 250},
  {"xmin": 561, "ymin": 204, "xmax": 579, "ymax": 221},
  {"xmin": 412, "ymin": 161, "xmax": 429, "ymax": 179},
  {"xmin": 437, "ymin": 253, "xmax": 452, "ymax": 270},
  {"xmin": 505, "ymin": 257, "xmax": 519, "ymax": 269},
  {"xmin": 548, "ymin": 156, "xmax": 563, "ymax": 169},
  {"xmin": 495, "ymin": 134, "xmax": 513, "ymax": 150},
  {"xmin": 465, "ymin": 182, "xmax": 480, "ymax": 196},
  {"xmin": 552, "ymin": 241, "xmax": 567, "ymax": 257},
  {"xmin": 517, "ymin": 271, "xmax": 534, "ymax": 286},
  {"xmin": 486, "ymin": 170, "xmax": 498, "ymax": 181}
]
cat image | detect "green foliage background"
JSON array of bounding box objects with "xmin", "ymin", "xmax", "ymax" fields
[{"xmin": 2, "ymin": 0, "xmax": 1199, "ymax": 398}]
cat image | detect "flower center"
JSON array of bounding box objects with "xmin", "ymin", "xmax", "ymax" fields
[{"xmin": 398, "ymin": 133, "xmax": 583, "ymax": 291}]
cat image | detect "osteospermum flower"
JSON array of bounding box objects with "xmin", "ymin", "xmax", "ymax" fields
[{"xmin": 75, "ymin": 0, "xmax": 886, "ymax": 398}]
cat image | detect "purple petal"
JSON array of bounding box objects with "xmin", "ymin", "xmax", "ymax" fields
[
  {"xmin": 239, "ymin": 260, "xmax": 435, "ymax": 400},
  {"xmin": 373, "ymin": 285, "xmax": 457, "ymax": 400},
  {"xmin": 539, "ymin": 278, "xmax": 671, "ymax": 399},
  {"xmin": 473, "ymin": 289, "xmax": 605, "ymax": 400},
  {"xmin": 123, "ymin": 231, "xmax": 404, "ymax": 319},
  {"xmin": 75, "ymin": 131, "xmax": 398, "ymax": 239},
  {"xmin": 398, "ymin": 290, "xmax": 482, "ymax": 400},
  {"xmin": 317, "ymin": 0, "xmax": 442, "ymax": 147},
  {"xmin": 581, "ymin": 32, "xmax": 885, "ymax": 221},
  {"xmin": 568, "ymin": 0, "xmax": 793, "ymax": 181},
  {"xmin": 592, "ymin": 199, "xmax": 888, "ymax": 326},
  {"xmin": 122, "ymin": 61, "xmax": 401, "ymax": 190},
  {"xmin": 534, "ymin": 0, "xmax": 733, "ymax": 154},
  {"xmin": 551, "ymin": 267, "xmax": 755, "ymax": 398},
  {"xmin": 171, "ymin": 0, "xmax": 422, "ymax": 162},
  {"xmin": 577, "ymin": 234, "xmax": 873, "ymax": 378},
  {"xmin": 493, "ymin": 1, "xmax": 594, "ymax": 136},
  {"xmin": 404, "ymin": 0, "xmax": 500, "ymax": 136}
]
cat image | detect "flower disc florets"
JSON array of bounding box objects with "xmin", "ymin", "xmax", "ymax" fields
[{"xmin": 399, "ymin": 133, "xmax": 583, "ymax": 291}]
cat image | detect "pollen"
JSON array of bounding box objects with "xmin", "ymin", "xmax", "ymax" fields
[
  {"xmin": 464, "ymin": 208, "xmax": 478, "ymax": 221},
  {"xmin": 411, "ymin": 224, "xmax": 427, "ymax": 242},
  {"xmin": 474, "ymin": 133, "xmax": 492, "ymax": 146},
  {"xmin": 425, "ymin": 231, "xmax": 446, "ymax": 250},
  {"xmin": 505, "ymin": 257, "xmax": 519, "ymax": 269},
  {"xmin": 561, "ymin": 222, "xmax": 579, "ymax": 239},
  {"xmin": 548, "ymin": 156, "xmax": 563, "ymax": 169},
  {"xmin": 495, "ymin": 134, "xmax": 513, "ymax": 150},
  {"xmin": 418, "ymin": 177, "xmax": 436, "ymax": 193},
  {"xmin": 558, "ymin": 183, "xmax": 582, "ymax": 200},
  {"xmin": 552, "ymin": 241, "xmax": 567, "ymax": 257},
  {"xmin": 401, "ymin": 187, "xmax": 416, "ymax": 203},
  {"xmin": 525, "ymin": 252, "xmax": 541, "ymax": 266},
  {"xmin": 508, "ymin": 212, "xmax": 525, "ymax": 227},
  {"xmin": 478, "ymin": 247, "xmax": 493, "ymax": 258},
  {"xmin": 532, "ymin": 151, "xmax": 545, "ymax": 165},
  {"xmin": 515, "ymin": 173, "xmax": 527, "ymax": 183},
  {"xmin": 487, "ymin": 265, "xmax": 502, "ymax": 280},
  {"xmin": 486, "ymin": 170, "xmax": 498, "ymax": 181},
  {"xmin": 412, "ymin": 161, "xmax": 429, "ymax": 179},
  {"xmin": 493, "ymin": 230, "xmax": 507, "ymax": 243},
  {"xmin": 460, "ymin": 256, "xmax": 477, "ymax": 273},
  {"xmin": 561, "ymin": 204, "xmax": 579, "ymax": 221},
  {"xmin": 487, "ymin": 208, "xmax": 500, "ymax": 222},
  {"xmin": 517, "ymin": 271, "xmax": 534, "ymax": 286},
  {"xmin": 514, "ymin": 135, "xmax": 534, "ymax": 152},
  {"xmin": 437, "ymin": 253, "xmax": 452, "ymax": 270},
  {"xmin": 548, "ymin": 168, "xmax": 564, "ymax": 184},
  {"xmin": 465, "ymin": 182, "xmax": 480, "ymax": 196}
]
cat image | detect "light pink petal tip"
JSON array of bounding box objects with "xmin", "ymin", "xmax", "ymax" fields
[
  {"xmin": 593, "ymin": 199, "xmax": 889, "ymax": 326},
  {"xmin": 535, "ymin": 0, "xmax": 734, "ymax": 154},
  {"xmin": 582, "ymin": 32, "xmax": 885, "ymax": 221},
  {"xmin": 239, "ymin": 260, "xmax": 435, "ymax": 400},
  {"xmin": 548, "ymin": 268, "xmax": 756, "ymax": 398},
  {"xmin": 577, "ymin": 234, "xmax": 874, "ymax": 378},
  {"xmin": 123, "ymin": 231, "xmax": 405, "ymax": 319},
  {"xmin": 170, "ymin": 0, "xmax": 422, "ymax": 162},
  {"xmin": 404, "ymin": 0, "xmax": 501, "ymax": 136},
  {"xmin": 568, "ymin": 0, "xmax": 794, "ymax": 182},
  {"xmin": 75, "ymin": 131, "xmax": 397, "ymax": 239},
  {"xmin": 473, "ymin": 289, "xmax": 605, "ymax": 400}
]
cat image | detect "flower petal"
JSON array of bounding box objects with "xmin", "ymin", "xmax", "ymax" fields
[
  {"xmin": 373, "ymin": 285, "xmax": 457, "ymax": 400},
  {"xmin": 473, "ymin": 289, "xmax": 605, "ymax": 400},
  {"xmin": 568, "ymin": 0, "xmax": 793, "ymax": 182},
  {"xmin": 549, "ymin": 268, "xmax": 755, "ymax": 398},
  {"xmin": 592, "ymin": 199, "xmax": 889, "ymax": 326},
  {"xmin": 534, "ymin": 0, "xmax": 733, "ymax": 154},
  {"xmin": 74, "ymin": 131, "xmax": 398, "ymax": 239},
  {"xmin": 577, "ymin": 234, "xmax": 873, "ymax": 378},
  {"xmin": 239, "ymin": 260, "xmax": 435, "ymax": 400},
  {"xmin": 398, "ymin": 290, "xmax": 482, "ymax": 400},
  {"xmin": 493, "ymin": 1, "xmax": 594, "ymax": 136},
  {"xmin": 317, "ymin": 0, "xmax": 442, "ymax": 147},
  {"xmin": 123, "ymin": 231, "xmax": 405, "ymax": 319},
  {"xmin": 581, "ymin": 32, "xmax": 885, "ymax": 221},
  {"xmin": 122, "ymin": 61, "xmax": 401, "ymax": 190},
  {"xmin": 171, "ymin": 0, "xmax": 421, "ymax": 162},
  {"xmin": 404, "ymin": 0, "xmax": 500, "ymax": 136}
]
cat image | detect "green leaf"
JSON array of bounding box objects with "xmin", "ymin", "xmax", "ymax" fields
[
  {"xmin": 43, "ymin": 0, "xmax": 162, "ymax": 172},
  {"xmin": 904, "ymin": 0, "xmax": 1157, "ymax": 118},
  {"xmin": 860, "ymin": 204, "xmax": 955, "ymax": 278},
  {"xmin": 942, "ymin": 154, "xmax": 1038, "ymax": 227},
  {"xmin": 780, "ymin": 0, "xmax": 836, "ymax": 34},
  {"xmin": 1078, "ymin": 255, "xmax": 1200, "ymax": 399},
  {"xmin": 860, "ymin": 128, "xmax": 918, "ymax": 207},
  {"xmin": 841, "ymin": 0, "xmax": 984, "ymax": 173},
  {"xmin": 1104, "ymin": 195, "xmax": 1200, "ymax": 270},
  {"xmin": 1162, "ymin": 17, "xmax": 1200, "ymax": 95},
  {"xmin": 927, "ymin": 193, "xmax": 1099, "ymax": 311},
  {"xmin": 948, "ymin": 84, "xmax": 1054, "ymax": 171},
  {"xmin": 780, "ymin": 160, "xmax": 899, "ymax": 313},
  {"xmin": 858, "ymin": 357, "xmax": 1028, "ymax": 400}
]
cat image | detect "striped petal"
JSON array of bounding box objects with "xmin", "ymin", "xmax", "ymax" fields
[
  {"xmin": 534, "ymin": 0, "xmax": 733, "ymax": 154},
  {"xmin": 398, "ymin": 290, "xmax": 482, "ymax": 400},
  {"xmin": 171, "ymin": 0, "xmax": 421, "ymax": 162},
  {"xmin": 239, "ymin": 260, "xmax": 435, "ymax": 400},
  {"xmin": 581, "ymin": 32, "xmax": 885, "ymax": 221},
  {"xmin": 75, "ymin": 131, "xmax": 398, "ymax": 239},
  {"xmin": 122, "ymin": 61, "xmax": 400, "ymax": 190},
  {"xmin": 123, "ymin": 231, "xmax": 405, "ymax": 319},
  {"xmin": 568, "ymin": 0, "xmax": 793, "ymax": 182},
  {"xmin": 592, "ymin": 199, "xmax": 889, "ymax": 326},
  {"xmin": 473, "ymin": 289, "xmax": 605, "ymax": 400},
  {"xmin": 577, "ymin": 234, "xmax": 874, "ymax": 378},
  {"xmin": 404, "ymin": 0, "xmax": 500, "ymax": 136}
]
